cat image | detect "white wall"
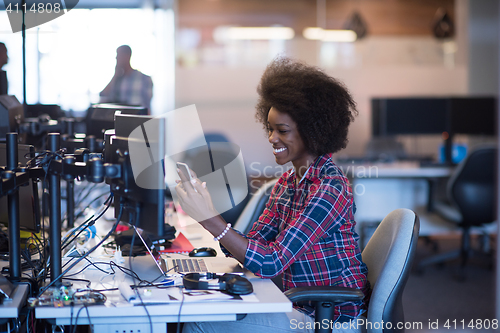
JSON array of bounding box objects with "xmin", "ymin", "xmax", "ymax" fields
[
  {"xmin": 175, "ymin": 2, "xmax": 471, "ymax": 177},
  {"xmin": 176, "ymin": 63, "xmax": 468, "ymax": 176}
]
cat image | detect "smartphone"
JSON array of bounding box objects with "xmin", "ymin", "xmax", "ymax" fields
[{"xmin": 176, "ymin": 162, "xmax": 194, "ymax": 181}]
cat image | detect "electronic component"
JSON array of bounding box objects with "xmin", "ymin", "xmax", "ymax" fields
[{"xmin": 28, "ymin": 286, "xmax": 106, "ymax": 307}]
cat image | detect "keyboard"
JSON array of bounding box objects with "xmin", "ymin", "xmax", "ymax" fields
[{"xmin": 172, "ymin": 258, "xmax": 208, "ymax": 273}]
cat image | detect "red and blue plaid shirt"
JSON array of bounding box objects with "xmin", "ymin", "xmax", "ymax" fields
[{"xmin": 243, "ymin": 154, "xmax": 370, "ymax": 319}]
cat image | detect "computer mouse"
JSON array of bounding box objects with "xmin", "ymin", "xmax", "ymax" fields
[{"xmin": 189, "ymin": 247, "xmax": 217, "ymax": 257}]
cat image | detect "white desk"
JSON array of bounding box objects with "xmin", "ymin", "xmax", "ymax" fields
[
  {"xmin": 0, "ymin": 284, "xmax": 29, "ymax": 320},
  {"xmin": 35, "ymin": 257, "xmax": 291, "ymax": 332},
  {"xmin": 35, "ymin": 215, "xmax": 292, "ymax": 333},
  {"xmin": 336, "ymin": 162, "xmax": 454, "ymax": 244},
  {"xmin": 337, "ymin": 162, "xmax": 453, "ymax": 218}
]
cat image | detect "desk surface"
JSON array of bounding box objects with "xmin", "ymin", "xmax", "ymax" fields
[
  {"xmin": 35, "ymin": 256, "xmax": 291, "ymax": 325},
  {"xmin": 35, "ymin": 215, "xmax": 292, "ymax": 327},
  {"xmin": 336, "ymin": 161, "xmax": 453, "ymax": 178},
  {"xmin": 0, "ymin": 284, "xmax": 29, "ymax": 319}
]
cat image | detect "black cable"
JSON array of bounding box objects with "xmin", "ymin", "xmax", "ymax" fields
[
  {"xmin": 35, "ymin": 214, "xmax": 49, "ymax": 286},
  {"xmin": 62, "ymin": 257, "xmax": 76, "ymax": 270},
  {"xmin": 74, "ymin": 183, "xmax": 100, "ymax": 211},
  {"xmin": 80, "ymin": 257, "xmax": 111, "ymax": 276},
  {"xmin": 127, "ymin": 205, "xmax": 153, "ymax": 333},
  {"xmin": 61, "ymin": 213, "xmax": 97, "ymax": 250},
  {"xmin": 70, "ymin": 189, "xmax": 108, "ymax": 224},
  {"xmin": 64, "ymin": 194, "xmax": 111, "ymax": 247},
  {"xmin": 69, "ymin": 302, "xmax": 74, "ymax": 333},
  {"xmin": 71, "ymin": 306, "xmax": 85, "ymax": 333},
  {"xmin": 25, "ymin": 308, "xmax": 31, "ymax": 333},
  {"xmin": 64, "ymin": 191, "xmax": 110, "ymax": 225},
  {"xmin": 27, "ymin": 150, "xmax": 65, "ymax": 286},
  {"xmin": 83, "ymin": 304, "xmax": 94, "ymax": 333},
  {"xmin": 38, "ymin": 203, "xmax": 124, "ymax": 296},
  {"xmin": 62, "ymin": 277, "xmax": 91, "ymax": 289},
  {"xmin": 176, "ymin": 289, "xmax": 186, "ymax": 333},
  {"xmin": 64, "ymin": 262, "xmax": 103, "ymax": 278},
  {"xmin": 109, "ymin": 261, "xmax": 145, "ymax": 282},
  {"xmin": 75, "ymin": 183, "xmax": 96, "ymax": 202},
  {"xmin": 61, "ymin": 193, "xmax": 113, "ymax": 251},
  {"xmin": 65, "ymin": 259, "xmax": 149, "ymax": 288},
  {"xmin": 60, "ymin": 205, "xmax": 111, "ymax": 256}
]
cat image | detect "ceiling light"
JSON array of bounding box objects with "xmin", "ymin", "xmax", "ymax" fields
[
  {"xmin": 303, "ymin": 27, "xmax": 357, "ymax": 42},
  {"xmin": 213, "ymin": 27, "xmax": 295, "ymax": 41}
]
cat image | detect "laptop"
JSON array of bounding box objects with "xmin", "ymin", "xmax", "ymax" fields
[{"xmin": 133, "ymin": 226, "xmax": 244, "ymax": 276}]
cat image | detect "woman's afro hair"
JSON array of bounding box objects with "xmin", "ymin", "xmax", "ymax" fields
[{"xmin": 255, "ymin": 57, "xmax": 358, "ymax": 155}]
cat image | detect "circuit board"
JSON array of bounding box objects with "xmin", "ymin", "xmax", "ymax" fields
[{"xmin": 29, "ymin": 286, "xmax": 106, "ymax": 307}]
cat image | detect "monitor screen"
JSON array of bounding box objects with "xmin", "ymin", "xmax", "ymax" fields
[
  {"xmin": 449, "ymin": 97, "xmax": 496, "ymax": 135},
  {"xmin": 107, "ymin": 114, "xmax": 166, "ymax": 236},
  {"xmin": 0, "ymin": 143, "xmax": 41, "ymax": 233},
  {"xmin": 86, "ymin": 103, "xmax": 148, "ymax": 139},
  {"xmin": 372, "ymin": 97, "xmax": 497, "ymax": 137},
  {"xmin": 372, "ymin": 98, "xmax": 449, "ymax": 136},
  {"xmin": 0, "ymin": 95, "xmax": 24, "ymax": 141},
  {"xmin": 25, "ymin": 104, "xmax": 63, "ymax": 120}
]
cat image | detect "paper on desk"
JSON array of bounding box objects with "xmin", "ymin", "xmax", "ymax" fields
[{"xmin": 130, "ymin": 287, "xmax": 258, "ymax": 304}]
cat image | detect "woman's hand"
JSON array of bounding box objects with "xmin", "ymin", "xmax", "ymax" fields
[{"xmin": 175, "ymin": 167, "xmax": 219, "ymax": 222}]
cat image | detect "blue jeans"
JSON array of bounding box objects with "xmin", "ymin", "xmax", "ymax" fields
[{"xmin": 182, "ymin": 310, "xmax": 367, "ymax": 333}]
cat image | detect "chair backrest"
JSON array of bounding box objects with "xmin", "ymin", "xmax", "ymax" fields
[
  {"xmin": 362, "ymin": 208, "xmax": 420, "ymax": 333},
  {"xmin": 447, "ymin": 145, "xmax": 497, "ymax": 226},
  {"xmin": 233, "ymin": 178, "xmax": 278, "ymax": 234}
]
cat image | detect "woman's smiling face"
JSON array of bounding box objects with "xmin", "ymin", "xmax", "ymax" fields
[{"xmin": 267, "ymin": 107, "xmax": 315, "ymax": 170}]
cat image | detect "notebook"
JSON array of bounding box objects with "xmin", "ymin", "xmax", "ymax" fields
[
  {"xmin": 157, "ymin": 232, "xmax": 194, "ymax": 254},
  {"xmin": 133, "ymin": 226, "xmax": 244, "ymax": 276}
]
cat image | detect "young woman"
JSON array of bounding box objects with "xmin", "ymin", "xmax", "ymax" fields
[{"xmin": 176, "ymin": 57, "xmax": 370, "ymax": 333}]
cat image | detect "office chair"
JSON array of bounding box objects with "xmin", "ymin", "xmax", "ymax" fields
[
  {"xmin": 417, "ymin": 145, "xmax": 497, "ymax": 279},
  {"xmin": 285, "ymin": 208, "xmax": 420, "ymax": 333}
]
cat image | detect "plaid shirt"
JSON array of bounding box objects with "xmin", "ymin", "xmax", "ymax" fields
[
  {"xmin": 243, "ymin": 154, "xmax": 370, "ymax": 319},
  {"xmin": 101, "ymin": 69, "xmax": 153, "ymax": 111}
]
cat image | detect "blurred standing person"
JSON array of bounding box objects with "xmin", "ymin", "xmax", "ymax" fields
[
  {"xmin": 0, "ymin": 43, "xmax": 8, "ymax": 95},
  {"xmin": 100, "ymin": 45, "xmax": 153, "ymax": 113}
]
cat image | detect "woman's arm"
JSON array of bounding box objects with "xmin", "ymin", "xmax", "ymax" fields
[
  {"xmin": 176, "ymin": 168, "xmax": 353, "ymax": 277},
  {"xmin": 244, "ymin": 176, "xmax": 353, "ymax": 278},
  {"xmin": 175, "ymin": 171, "xmax": 250, "ymax": 263}
]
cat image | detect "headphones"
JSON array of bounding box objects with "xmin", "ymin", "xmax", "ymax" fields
[{"xmin": 183, "ymin": 273, "xmax": 253, "ymax": 295}]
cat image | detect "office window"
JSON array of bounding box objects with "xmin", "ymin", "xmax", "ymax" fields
[{"xmin": 0, "ymin": 8, "xmax": 174, "ymax": 115}]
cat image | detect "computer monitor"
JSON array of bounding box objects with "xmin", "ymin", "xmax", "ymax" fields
[
  {"xmin": 0, "ymin": 95, "xmax": 24, "ymax": 141},
  {"xmin": 372, "ymin": 98, "xmax": 449, "ymax": 136},
  {"xmin": 106, "ymin": 113, "xmax": 166, "ymax": 236},
  {"xmin": 0, "ymin": 143, "xmax": 41, "ymax": 233},
  {"xmin": 25, "ymin": 104, "xmax": 63, "ymax": 120},
  {"xmin": 86, "ymin": 103, "xmax": 148, "ymax": 139},
  {"xmin": 371, "ymin": 96, "xmax": 497, "ymax": 164},
  {"xmin": 449, "ymin": 97, "xmax": 496, "ymax": 135}
]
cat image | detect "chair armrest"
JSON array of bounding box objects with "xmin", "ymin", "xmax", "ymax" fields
[{"xmin": 284, "ymin": 286, "xmax": 364, "ymax": 304}]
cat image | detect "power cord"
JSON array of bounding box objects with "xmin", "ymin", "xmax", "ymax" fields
[
  {"xmin": 38, "ymin": 202, "xmax": 124, "ymax": 296},
  {"xmin": 61, "ymin": 193, "xmax": 113, "ymax": 251},
  {"xmin": 127, "ymin": 203, "xmax": 153, "ymax": 333}
]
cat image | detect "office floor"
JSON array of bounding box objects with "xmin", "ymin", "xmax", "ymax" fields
[{"xmin": 404, "ymin": 235, "xmax": 496, "ymax": 332}]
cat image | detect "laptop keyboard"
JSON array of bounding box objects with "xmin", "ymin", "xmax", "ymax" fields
[{"xmin": 172, "ymin": 258, "xmax": 208, "ymax": 273}]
